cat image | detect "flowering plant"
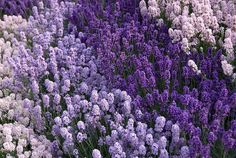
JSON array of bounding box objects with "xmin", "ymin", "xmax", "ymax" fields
[{"xmin": 0, "ymin": 0, "xmax": 235, "ymax": 158}]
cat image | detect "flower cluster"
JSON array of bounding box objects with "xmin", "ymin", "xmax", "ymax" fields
[
  {"xmin": 70, "ymin": 0, "xmax": 236, "ymax": 157},
  {"xmin": 0, "ymin": 0, "xmax": 235, "ymax": 158},
  {"xmin": 139, "ymin": 0, "xmax": 236, "ymax": 77},
  {"xmin": 0, "ymin": 15, "xmax": 29, "ymax": 94},
  {"xmin": 0, "ymin": 122, "xmax": 52, "ymax": 158},
  {"xmin": 5, "ymin": 1, "xmax": 188, "ymax": 157},
  {"xmin": 0, "ymin": 0, "xmax": 38, "ymax": 18},
  {"xmin": 0, "ymin": 92, "xmax": 52, "ymax": 158},
  {"xmin": 105, "ymin": 117, "xmax": 189, "ymax": 157}
]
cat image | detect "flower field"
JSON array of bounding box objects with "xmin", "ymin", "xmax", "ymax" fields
[{"xmin": 0, "ymin": 0, "xmax": 236, "ymax": 157}]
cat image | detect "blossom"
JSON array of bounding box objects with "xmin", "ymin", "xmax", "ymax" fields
[
  {"xmin": 221, "ymin": 60, "xmax": 234, "ymax": 76},
  {"xmin": 69, "ymin": 1, "xmax": 236, "ymax": 157},
  {"xmin": 155, "ymin": 116, "xmax": 166, "ymax": 132},
  {"xmin": 92, "ymin": 149, "xmax": 102, "ymax": 158},
  {"xmin": 0, "ymin": 0, "xmax": 235, "ymax": 157}
]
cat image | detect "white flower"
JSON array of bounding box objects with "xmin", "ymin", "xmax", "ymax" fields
[
  {"xmin": 224, "ymin": 38, "xmax": 234, "ymax": 54},
  {"xmin": 77, "ymin": 121, "xmax": 85, "ymax": 130},
  {"xmin": 0, "ymin": 99, "xmax": 10, "ymax": 111},
  {"xmin": 24, "ymin": 151, "xmax": 31, "ymax": 158},
  {"xmin": 5, "ymin": 134, "xmax": 13, "ymax": 142},
  {"xmin": 16, "ymin": 145, "xmax": 24, "ymax": 154},
  {"xmin": 17, "ymin": 154, "xmax": 25, "ymax": 158},
  {"xmin": 92, "ymin": 149, "xmax": 102, "ymax": 158},
  {"xmin": 181, "ymin": 38, "xmax": 190, "ymax": 54},
  {"xmin": 30, "ymin": 138, "xmax": 40, "ymax": 147},
  {"xmin": 3, "ymin": 126, "xmax": 12, "ymax": 135},
  {"xmin": 12, "ymin": 125, "xmax": 22, "ymax": 137},
  {"xmin": 148, "ymin": 6, "xmax": 160, "ymax": 18},
  {"xmin": 188, "ymin": 59, "xmax": 201, "ymax": 75},
  {"xmin": 31, "ymin": 151, "xmax": 40, "ymax": 158},
  {"xmin": 140, "ymin": 0, "xmax": 148, "ymax": 16},
  {"xmin": 3, "ymin": 142, "xmax": 15, "ymax": 151},
  {"xmin": 221, "ymin": 60, "xmax": 234, "ymax": 76},
  {"xmin": 155, "ymin": 116, "xmax": 166, "ymax": 132},
  {"xmin": 18, "ymin": 139, "xmax": 27, "ymax": 147}
]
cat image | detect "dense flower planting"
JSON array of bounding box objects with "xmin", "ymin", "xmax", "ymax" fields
[
  {"xmin": 139, "ymin": 0, "xmax": 236, "ymax": 78},
  {"xmin": 0, "ymin": 0, "xmax": 38, "ymax": 18},
  {"xmin": 0, "ymin": 0, "xmax": 235, "ymax": 158}
]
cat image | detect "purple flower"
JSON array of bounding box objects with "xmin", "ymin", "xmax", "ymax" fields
[
  {"xmin": 92, "ymin": 149, "xmax": 102, "ymax": 158},
  {"xmin": 145, "ymin": 133, "xmax": 154, "ymax": 145},
  {"xmin": 42, "ymin": 94, "xmax": 50, "ymax": 108},
  {"xmin": 5, "ymin": 0, "xmax": 236, "ymax": 157},
  {"xmin": 0, "ymin": 0, "xmax": 38, "ymax": 17},
  {"xmin": 159, "ymin": 149, "xmax": 169, "ymax": 158},
  {"xmin": 180, "ymin": 146, "xmax": 190, "ymax": 158},
  {"xmin": 151, "ymin": 143, "xmax": 159, "ymax": 155},
  {"xmin": 208, "ymin": 132, "xmax": 217, "ymax": 144},
  {"xmin": 158, "ymin": 136, "xmax": 167, "ymax": 149},
  {"xmin": 53, "ymin": 94, "xmax": 61, "ymax": 105},
  {"xmin": 222, "ymin": 130, "xmax": 236, "ymax": 149},
  {"xmin": 45, "ymin": 79, "xmax": 54, "ymax": 92},
  {"xmin": 155, "ymin": 116, "xmax": 166, "ymax": 132}
]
